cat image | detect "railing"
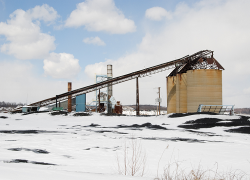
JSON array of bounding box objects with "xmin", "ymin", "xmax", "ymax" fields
[{"xmin": 197, "ymin": 104, "xmax": 235, "ymax": 115}]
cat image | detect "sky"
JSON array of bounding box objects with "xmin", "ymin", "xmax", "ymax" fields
[{"xmin": 0, "ymin": 0, "xmax": 249, "ymax": 107}]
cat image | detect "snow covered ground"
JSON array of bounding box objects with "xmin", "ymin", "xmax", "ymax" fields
[{"xmin": 0, "ymin": 112, "xmax": 249, "ymax": 179}]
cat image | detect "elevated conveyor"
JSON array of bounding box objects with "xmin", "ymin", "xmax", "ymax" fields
[{"xmin": 29, "ymin": 50, "xmax": 214, "ymax": 107}]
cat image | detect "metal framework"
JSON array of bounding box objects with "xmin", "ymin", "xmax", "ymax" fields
[
  {"xmin": 168, "ymin": 55, "xmax": 224, "ymax": 77},
  {"xmin": 197, "ymin": 104, "xmax": 235, "ymax": 115},
  {"xmin": 29, "ymin": 50, "xmax": 214, "ymax": 107},
  {"xmin": 95, "ymin": 75, "xmax": 109, "ymax": 112}
]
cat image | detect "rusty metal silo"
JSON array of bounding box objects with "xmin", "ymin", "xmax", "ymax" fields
[
  {"xmin": 167, "ymin": 76, "xmax": 176, "ymax": 113},
  {"xmin": 176, "ymin": 73, "xmax": 187, "ymax": 113},
  {"xmin": 187, "ymin": 69, "xmax": 222, "ymax": 112}
]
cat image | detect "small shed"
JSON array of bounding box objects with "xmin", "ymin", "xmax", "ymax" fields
[
  {"xmin": 76, "ymin": 94, "xmax": 86, "ymax": 112},
  {"xmin": 22, "ymin": 106, "xmax": 39, "ymax": 113}
]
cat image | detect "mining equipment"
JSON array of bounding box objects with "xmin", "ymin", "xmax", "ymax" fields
[
  {"xmin": 26, "ymin": 50, "xmax": 224, "ymax": 115},
  {"xmin": 166, "ymin": 55, "xmax": 224, "ymax": 113},
  {"xmin": 114, "ymin": 101, "xmax": 122, "ymax": 114}
]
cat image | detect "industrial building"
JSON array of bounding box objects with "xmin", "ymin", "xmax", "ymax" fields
[
  {"xmin": 166, "ymin": 55, "xmax": 224, "ymax": 113},
  {"xmin": 24, "ymin": 50, "xmax": 230, "ymax": 115}
]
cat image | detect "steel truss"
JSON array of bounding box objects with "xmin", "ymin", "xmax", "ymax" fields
[{"xmin": 168, "ymin": 54, "xmax": 224, "ymax": 77}]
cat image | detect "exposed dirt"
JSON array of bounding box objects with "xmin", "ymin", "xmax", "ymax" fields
[
  {"xmin": 50, "ymin": 111, "xmax": 68, "ymax": 116},
  {"xmin": 100, "ymin": 113, "xmax": 127, "ymax": 116},
  {"xmin": 117, "ymin": 122, "xmax": 167, "ymax": 130},
  {"xmin": 73, "ymin": 112, "xmax": 92, "ymax": 116},
  {"xmin": 0, "ymin": 130, "xmax": 64, "ymax": 134},
  {"xmin": 169, "ymin": 112, "xmax": 218, "ymax": 118},
  {"xmin": 68, "ymin": 124, "xmax": 101, "ymax": 130},
  {"xmin": 139, "ymin": 137, "xmax": 222, "ymax": 143},
  {"xmin": 86, "ymin": 129, "xmax": 128, "ymax": 134},
  {"xmin": 186, "ymin": 130, "xmax": 221, "ymax": 136},
  {"xmin": 178, "ymin": 116, "xmax": 250, "ymax": 134},
  {"xmin": 83, "ymin": 123, "xmax": 100, "ymax": 127},
  {"xmin": 8, "ymin": 148, "xmax": 49, "ymax": 154},
  {"xmin": 5, "ymin": 159, "xmax": 56, "ymax": 165},
  {"xmin": 79, "ymin": 123, "xmax": 168, "ymax": 131},
  {"xmin": 0, "ymin": 116, "xmax": 8, "ymax": 119},
  {"xmin": 178, "ymin": 118, "xmax": 222, "ymax": 129},
  {"xmin": 225, "ymin": 126, "xmax": 250, "ymax": 134}
]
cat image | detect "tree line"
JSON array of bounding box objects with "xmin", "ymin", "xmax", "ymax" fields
[{"xmin": 0, "ymin": 101, "xmax": 25, "ymax": 108}]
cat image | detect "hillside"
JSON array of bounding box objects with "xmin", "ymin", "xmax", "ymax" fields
[
  {"xmin": 124, "ymin": 104, "xmax": 167, "ymax": 111},
  {"xmin": 234, "ymin": 108, "xmax": 250, "ymax": 115}
]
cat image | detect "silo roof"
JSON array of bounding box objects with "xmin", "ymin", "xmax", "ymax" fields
[{"xmin": 167, "ymin": 56, "xmax": 224, "ymax": 77}]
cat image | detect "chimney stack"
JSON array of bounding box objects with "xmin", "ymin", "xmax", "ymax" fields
[{"xmin": 107, "ymin": 65, "xmax": 113, "ymax": 113}]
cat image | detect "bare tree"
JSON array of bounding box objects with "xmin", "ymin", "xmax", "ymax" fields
[
  {"xmin": 0, "ymin": 101, "xmax": 24, "ymax": 108},
  {"xmin": 116, "ymin": 136, "xmax": 147, "ymax": 177},
  {"xmin": 157, "ymin": 161, "xmax": 248, "ymax": 180}
]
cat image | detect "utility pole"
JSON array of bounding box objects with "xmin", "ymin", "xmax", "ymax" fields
[
  {"xmin": 158, "ymin": 87, "xmax": 161, "ymax": 115},
  {"xmin": 136, "ymin": 77, "xmax": 139, "ymax": 116},
  {"xmin": 98, "ymin": 89, "xmax": 100, "ymax": 113},
  {"xmin": 68, "ymin": 82, "xmax": 72, "ymax": 112}
]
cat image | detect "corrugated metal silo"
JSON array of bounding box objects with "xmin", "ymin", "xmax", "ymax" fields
[
  {"xmin": 176, "ymin": 73, "xmax": 187, "ymax": 113},
  {"xmin": 187, "ymin": 69, "xmax": 222, "ymax": 112},
  {"xmin": 166, "ymin": 54, "xmax": 224, "ymax": 114},
  {"xmin": 167, "ymin": 76, "xmax": 176, "ymax": 113}
]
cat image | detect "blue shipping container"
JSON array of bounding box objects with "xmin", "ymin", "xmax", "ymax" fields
[{"xmin": 76, "ymin": 94, "xmax": 86, "ymax": 112}]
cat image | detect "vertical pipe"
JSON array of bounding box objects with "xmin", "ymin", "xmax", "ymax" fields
[
  {"xmin": 136, "ymin": 77, "xmax": 139, "ymax": 116},
  {"xmin": 96, "ymin": 75, "xmax": 97, "ymax": 112},
  {"xmin": 98, "ymin": 89, "xmax": 100, "ymax": 113},
  {"xmin": 107, "ymin": 65, "xmax": 113, "ymax": 114},
  {"xmin": 68, "ymin": 82, "xmax": 72, "ymax": 112},
  {"xmin": 159, "ymin": 87, "xmax": 161, "ymax": 115},
  {"xmin": 166, "ymin": 77, "xmax": 167, "ymax": 114},
  {"xmin": 56, "ymin": 95, "xmax": 58, "ymax": 108}
]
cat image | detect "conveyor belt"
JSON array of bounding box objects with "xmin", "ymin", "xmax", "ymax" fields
[{"xmin": 29, "ymin": 50, "xmax": 213, "ymax": 107}]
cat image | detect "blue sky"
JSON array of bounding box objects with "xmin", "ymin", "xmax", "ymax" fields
[
  {"xmin": 0, "ymin": 0, "xmax": 198, "ymax": 74},
  {"xmin": 0, "ymin": 0, "xmax": 250, "ymax": 107}
]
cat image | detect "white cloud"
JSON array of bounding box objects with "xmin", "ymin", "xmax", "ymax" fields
[
  {"xmin": 0, "ymin": 4, "xmax": 58, "ymax": 59},
  {"xmin": 85, "ymin": 0, "xmax": 250, "ymax": 107},
  {"xmin": 43, "ymin": 53, "xmax": 81, "ymax": 79},
  {"xmin": 0, "ymin": 61, "xmax": 89, "ymax": 104},
  {"xmin": 0, "ymin": 0, "xmax": 5, "ymax": 10},
  {"xmin": 26, "ymin": 4, "xmax": 59, "ymax": 23},
  {"xmin": 145, "ymin": 7, "xmax": 172, "ymax": 21},
  {"xmin": 83, "ymin": 36, "xmax": 106, "ymax": 46},
  {"xmin": 84, "ymin": 59, "xmax": 113, "ymax": 79},
  {"xmin": 65, "ymin": 0, "xmax": 136, "ymax": 34}
]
